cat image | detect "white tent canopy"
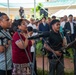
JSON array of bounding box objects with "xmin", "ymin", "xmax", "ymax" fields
[
  {"xmin": 51, "ymin": 9, "xmax": 76, "ymax": 17},
  {"xmin": 0, "ymin": 0, "xmax": 45, "ymax": 8},
  {"xmin": 0, "ymin": 0, "xmax": 45, "ymax": 3},
  {"xmin": 0, "ymin": 0, "xmax": 45, "ymax": 18}
]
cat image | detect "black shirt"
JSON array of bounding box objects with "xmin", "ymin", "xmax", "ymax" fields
[{"xmin": 47, "ymin": 30, "xmax": 63, "ymax": 58}]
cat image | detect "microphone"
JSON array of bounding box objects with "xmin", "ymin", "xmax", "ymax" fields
[
  {"xmin": 33, "ymin": 29, "xmax": 42, "ymax": 33},
  {"xmin": 17, "ymin": 29, "xmax": 21, "ymax": 33},
  {"xmin": 0, "ymin": 26, "xmax": 12, "ymax": 40},
  {"xmin": 63, "ymin": 28, "xmax": 70, "ymax": 33},
  {"xmin": 63, "ymin": 28, "xmax": 71, "ymax": 36},
  {"xmin": 28, "ymin": 31, "xmax": 51, "ymax": 40}
]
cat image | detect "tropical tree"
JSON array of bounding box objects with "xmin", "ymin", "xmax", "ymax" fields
[{"xmin": 31, "ymin": 3, "xmax": 43, "ymax": 19}]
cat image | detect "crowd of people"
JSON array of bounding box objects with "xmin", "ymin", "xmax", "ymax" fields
[{"xmin": 0, "ymin": 11, "xmax": 76, "ymax": 75}]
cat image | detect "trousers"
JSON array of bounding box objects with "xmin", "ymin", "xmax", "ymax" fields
[
  {"xmin": 0, "ymin": 70, "xmax": 12, "ymax": 75},
  {"xmin": 48, "ymin": 58, "xmax": 64, "ymax": 75}
]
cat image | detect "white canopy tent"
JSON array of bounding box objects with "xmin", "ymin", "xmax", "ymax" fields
[
  {"xmin": 51, "ymin": 9, "xmax": 76, "ymax": 17},
  {"xmin": 0, "ymin": 0, "xmax": 45, "ymax": 18}
]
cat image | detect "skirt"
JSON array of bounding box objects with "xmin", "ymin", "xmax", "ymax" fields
[{"xmin": 12, "ymin": 63, "xmax": 31, "ymax": 75}]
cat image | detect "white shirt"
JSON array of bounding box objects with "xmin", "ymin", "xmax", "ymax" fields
[
  {"xmin": 43, "ymin": 22, "xmax": 46, "ymax": 26},
  {"xmin": 60, "ymin": 21, "xmax": 66, "ymax": 28},
  {"xmin": 27, "ymin": 23, "xmax": 38, "ymax": 52},
  {"xmin": 70, "ymin": 22, "xmax": 74, "ymax": 34},
  {"xmin": 30, "ymin": 33, "xmax": 38, "ymax": 52},
  {"xmin": 27, "ymin": 23, "xmax": 37, "ymax": 29}
]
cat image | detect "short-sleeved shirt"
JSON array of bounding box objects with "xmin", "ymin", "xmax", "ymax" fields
[
  {"xmin": 47, "ymin": 30, "xmax": 63, "ymax": 59},
  {"xmin": 48, "ymin": 30, "xmax": 63, "ymax": 50},
  {"xmin": 12, "ymin": 32, "xmax": 32, "ymax": 64},
  {"xmin": 0, "ymin": 30, "xmax": 12, "ymax": 70}
]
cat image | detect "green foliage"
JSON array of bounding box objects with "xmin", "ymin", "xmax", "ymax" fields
[
  {"xmin": 37, "ymin": 3, "xmax": 43, "ymax": 10},
  {"xmin": 64, "ymin": 48, "xmax": 74, "ymax": 59},
  {"xmin": 37, "ymin": 68, "xmax": 48, "ymax": 75},
  {"xmin": 39, "ymin": 14, "xmax": 44, "ymax": 19},
  {"xmin": 67, "ymin": 48, "xmax": 74, "ymax": 58},
  {"xmin": 31, "ymin": 3, "xmax": 43, "ymax": 13},
  {"xmin": 31, "ymin": 8, "xmax": 34, "ymax": 13},
  {"xmin": 36, "ymin": 40, "xmax": 43, "ymax": 56},
  {"xmin": 65, "ymin": 72, "xmax": 74, "ymax": 75},
  {"xmin": 31, "ymin": 3, "xmax": 43, "ymax": 18},
  {"xmin": 36, "ymin": 41, "xmax": 74, "ymax": 59},
  {"xmin": 37, "ymin": 68, "xmax": 74, "ymax": 75}
]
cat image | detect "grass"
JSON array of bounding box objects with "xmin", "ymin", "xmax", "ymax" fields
[{"xmin": 37, "ymin": 68, "xmax": 74, "ymax": 75}]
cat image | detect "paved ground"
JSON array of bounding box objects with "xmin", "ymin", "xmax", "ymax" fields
[{"xmin": 36, "ymin": 56, "xmax": 74, "ymax": 72}]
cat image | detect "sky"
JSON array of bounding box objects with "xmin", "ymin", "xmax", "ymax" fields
[{"xmin": 0, "ymin": 0, "xmax": 45, "ymax": 3}]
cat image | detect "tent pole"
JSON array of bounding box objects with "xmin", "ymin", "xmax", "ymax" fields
[
  {"xmin": 34, "ymin": 0, "xmax": 36, "ymax": 19},
  {"xmin": 7, "ymin": 0, "xmax": 10, "ymax": 17}
]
